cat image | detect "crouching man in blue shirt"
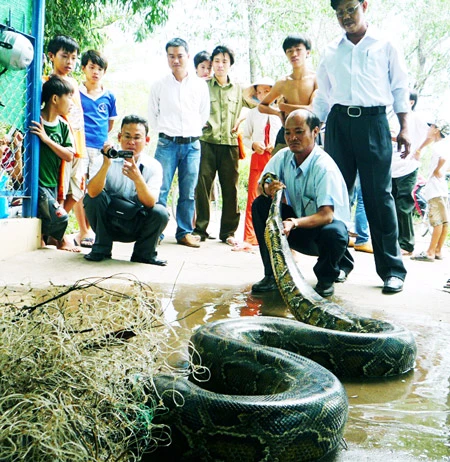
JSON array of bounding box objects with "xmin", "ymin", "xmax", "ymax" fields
[
  {"xmin": 83, "ymin": 114, "xmax": 169, "ymax": 266},
  {"xmin": 251, "ymin": 109, "xmax": 353, "ymax": 297}
]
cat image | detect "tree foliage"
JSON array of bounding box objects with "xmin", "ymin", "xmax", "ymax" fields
[
  {"xmin": 184, "ymin": 0, "xmax": 449, "ymax": 105},
  {"xmin": 44, "ymin": 0, "xmax": 174, "ymax": 51}
]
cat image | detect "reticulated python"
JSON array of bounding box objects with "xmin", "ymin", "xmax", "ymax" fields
[{"xmin": 152, "ymin": 174, "xmax": 417, "ymax": 461}]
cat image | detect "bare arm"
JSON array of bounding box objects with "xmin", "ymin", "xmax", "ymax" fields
[
  {"xmin": 283, "ymin": 205, "xmax": 334, "ymax": 236},
  {"xmin": 123, "ymin": 157, "xmax": 157, "ymax": 208},
  {"xmin": 258, "ymin": 82, "xmax": 283, "ymax": 118},
  {"xmin": 87, "ymin": 154, "xmax": 110, "ymax": 198},
  {"xmin": 412, "ymin": 126, "xmax": 435, "ymax": 161},
  {"xmin": 278, "ymin": 88, "xmax": 318, "ymax": 114},
  {"xmin": 108, "ymin": 120, "xmax": 115, "ymax": 132},
  {"xmin": 10, "ymin": 131, "xmax": 23, "ymax": 182},
  {"xmin": 432, "ymin": 157, "xmax": 447, "ymax": 179},
  {"xmin": 29, "ymin": 118, "xmax": 73, "ymax": 162},
  {"xmin": 396, "ymin": 112, "xmax": 411, "ymax": 158}
]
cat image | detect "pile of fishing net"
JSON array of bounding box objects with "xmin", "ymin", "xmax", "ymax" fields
[{"xmin": 0, "ymin": 274, "xmax": 192, "ymax": 461}]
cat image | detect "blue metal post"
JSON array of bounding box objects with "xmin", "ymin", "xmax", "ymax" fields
[{"xmin": 23, "ymin": 0, "xmax": 45, "ymax": 217}]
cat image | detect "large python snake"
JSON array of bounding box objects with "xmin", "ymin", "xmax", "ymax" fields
[{"xmin": 151, "ymin": 174, "xmax": 417, "ymax": 461}]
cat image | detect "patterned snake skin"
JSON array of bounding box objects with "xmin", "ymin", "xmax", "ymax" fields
[
  {"xmin": 151, "ymin": 174, "xmax": 416, "ymax": 461},
  {"xmin": 262, "ymin": 173, "xmax": 416, "ymax": 378}
]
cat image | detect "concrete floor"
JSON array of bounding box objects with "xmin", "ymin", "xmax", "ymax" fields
[
  {"xmin": 1, "ymin": 217, "xmax": 449, "ymax": 461},
  {"xmin": 1, "ymin": 217, "xmax": 449, "ymax": 323}
]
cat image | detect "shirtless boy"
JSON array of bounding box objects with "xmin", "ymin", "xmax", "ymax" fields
[{"xmin": 258, "ymin": 34, "xmax": 317, "ymax": 153}]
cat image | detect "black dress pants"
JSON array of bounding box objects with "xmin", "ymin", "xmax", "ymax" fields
[
  {"xmin": 324, "ymin": 106, "xmax": 407, "ymax": 281},
  {"xmin": 252, "ymin": 195, "xmax": 354, "ymax": 284},
  {"xmin": 84, "ymin": 191, "xmax": 169, "ymax": 260}
]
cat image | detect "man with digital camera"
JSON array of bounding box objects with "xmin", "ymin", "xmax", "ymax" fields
[{"xmin": 83, "ymin": 114, "xmax": 169, "ymax": 265}]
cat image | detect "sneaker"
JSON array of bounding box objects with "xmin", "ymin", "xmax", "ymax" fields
[
  {"xmin": 354, "ymin": 242, "xmax": 373, "ymax": 253},
  {"xmin": 251, "ymin": 275, "xmax": 278, "ymax": 293},
  {"xmin": 315, "ymin": 281, "xmax": 335, "ymax": 297}
]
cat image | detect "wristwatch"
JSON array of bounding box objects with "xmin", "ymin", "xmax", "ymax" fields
[{"xmin": 286, "ymin": 217, "xmax": 298, "ymax": 229}]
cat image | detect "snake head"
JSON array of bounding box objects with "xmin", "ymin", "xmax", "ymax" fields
[{"xmin": 261, "ymin": 172, "xmax": 285, "ymax": 197}]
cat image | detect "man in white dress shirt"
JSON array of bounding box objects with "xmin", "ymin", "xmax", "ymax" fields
[
  {"xmin": 313, "ymin": 0, "xmax": 410, "ymax": 294},
  {"xmin": 148, "ymin": 38, "xmax": 210, "ymax": 248}
]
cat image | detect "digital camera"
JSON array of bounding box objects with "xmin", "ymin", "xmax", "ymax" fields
[{"xmin": 102, "ymin": 148, "xmax": 133, "ymax": 159}]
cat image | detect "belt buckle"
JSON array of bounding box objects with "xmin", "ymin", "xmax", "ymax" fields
[{"xmin": 347, "ymin": 106, "xmax": 362, "ymax": 117}]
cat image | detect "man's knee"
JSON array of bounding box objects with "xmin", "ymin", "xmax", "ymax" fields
[
  {"xmin": 148, "ymin": 203, "xmax": 170, "ymax": 227},
  {"xmin": 321, "ymin": 220, "xmax": 348, "ymax": 245},
  {"xmin": 252, "ymin": 195, "xmax": 270, "ymax": 215},
  {"xmin": 84, "ymin": 191, "xmax": 109, "ymax": 212}
]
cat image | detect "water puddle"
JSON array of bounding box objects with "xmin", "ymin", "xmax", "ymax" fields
[{"xmin": 153, "ymin": 284, "xmax": 450, "ymax": 461}]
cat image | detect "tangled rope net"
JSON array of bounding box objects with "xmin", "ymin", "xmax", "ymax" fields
[{"xmin": 0, "ymin": 274, "xmax": 194, "ymax": 461}]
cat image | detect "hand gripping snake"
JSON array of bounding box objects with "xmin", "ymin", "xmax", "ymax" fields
[{"xmin": 151, "ymin": 173, "xmax": 417, "ymax": 461}]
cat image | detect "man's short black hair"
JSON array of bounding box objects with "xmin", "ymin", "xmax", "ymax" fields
[
  {"xmin": 287, "ymin": 109, "xmax": 321, "ymax": 132},
  {"xmin": 330, "ymin": 0, "xmax": 363, "ymax": 10},
  {"xmin": 41, "ymin": 75, "xmax": 74, "ymax": 105},
  {"xmin": 48, "ymin": 35, "xmax": 80, "ymax": 55},
  {"xmin": 211, "ymin": 45, "xmax": 235, "ymax": 66},
  {"xmin": 303, "ymin": 110, "xmax": 321, "ymax": 131},
  {"xmin": 81, "ymin": 50, "xmax": 108, "ymax": 70},
  {"xmin": 121, "ymin": 115, "xmax": 149, "ymax": 136},
  {"xmin": 282, "ymin": 34, "xmax": 312, "ymax": 52},
  {"xmin": 165, "ymin": 38, "xmax": 189, "ymax": 54},
  {"xmin": 194, "ymin": 50, "xmax": 211, "ymax": 69},
  {"xmin": 409, "ymin": 90, "xmax": 418, "ymax": 111}
]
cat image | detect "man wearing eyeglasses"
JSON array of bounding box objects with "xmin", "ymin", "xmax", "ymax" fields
[
  {"xmin": 313, "ymin": 0, "xmax": 410, "ymax": 294},
  {"xmin": 84, "ymin": 115, "xmax": 169, "ymax": 266}
]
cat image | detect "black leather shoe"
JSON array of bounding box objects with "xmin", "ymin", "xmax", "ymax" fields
[
  {"xmin": 84, "ymin": 252, "xmax": 112, "ymax": 262},
  {"xmin": 251, "ymin": 275, "xmax": 278, "ymax": 293},
  {"xmin": 315, "ymin": 281, "xmax": 335, "ymax": 297},
  {"xmin": 130, "ymin": 254, "xmax": 168, "ymax": 266},
  {"xmin": 382, "ymin": 276, "xmax": 403, "ymax": 294},
  {"xmin": 335, "ymin": 269, "xmax": 351, "ymax": 283}
]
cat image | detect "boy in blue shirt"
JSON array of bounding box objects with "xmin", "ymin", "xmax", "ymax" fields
[{"xmin": 78, "ymin": 49, "xmax": 118, "ymax": 247}]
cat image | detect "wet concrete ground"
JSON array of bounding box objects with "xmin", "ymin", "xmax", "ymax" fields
[{"xmin": 1, "ymin": 216, "xmax": 449, "ymax": 461}]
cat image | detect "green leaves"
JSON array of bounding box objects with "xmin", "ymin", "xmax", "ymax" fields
[{"xmin": 44, "ymin": 0, "xmax": 173, "ymax": 51}]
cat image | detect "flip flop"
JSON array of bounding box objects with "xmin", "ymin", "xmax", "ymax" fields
[
  {"xmin": 80, "ymin": 237, "xmax": 94, "ymax": 248},
  {"xmin": 411, "ymin": 251, "xmax": 434, "ymax": 262},
  {"xmin": 231, "ymin": 242, "xmax": 255, "ymax": 252},
  {"xmin": 225, "ymin": 236, "xmax": 238, "ymax": 247},
  {"xmin": 435, "ymin": 255, "xmax": 444, "ymax": 260},
  {"xmin": 444, "ymin": 279, "xmax": 450, "ymax": 289}
]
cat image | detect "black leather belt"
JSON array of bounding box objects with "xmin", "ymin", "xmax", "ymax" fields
[
  {"xmin": 333, "ymin": 104, "xmax": 386, "ymax": 117},
  {"xmin": 159, "ymin": 133, "xmax": 199, "ymax": 144}
]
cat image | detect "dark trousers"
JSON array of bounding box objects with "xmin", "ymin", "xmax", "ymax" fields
[
  {"xmin": 84, "ymin": 191, "xmax": 169, "ymax": 259},
  {"xmin": 392, "ymin": 169, "xmax": 418, "ymax": 253},
  {"xmin": 38, "ymin": 185, "xmax": 68, "ymax": 241},
  {"xmin": 252, "ymin": 195, "xmax": 354, "ymax": 284},
  {"xmin": 324, "ymin": 106, "xmax": 407, "ymax": 281},
  {"xmin": 194, "ymin": 141, "xmax": 240, "ymax": 241}
]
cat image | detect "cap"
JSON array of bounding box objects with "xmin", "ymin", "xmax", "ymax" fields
[
  {"xmin": 243, "ymin": 76, "xmax": 275, "ymax": 104},
  {"xmin": 428, "ymin": 119, "xmax": 450, "ymax": 138}
]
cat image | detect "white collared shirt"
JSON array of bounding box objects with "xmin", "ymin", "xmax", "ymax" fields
[
  {"xmin": 148, "ymin": 72, "xmax": 210, "ymax": 137},
  {"xmin": 313, "ymin": 25, "xmax": 410, "ymax": 122},
  {"xmin": 243, "ymin": 108, "xmax": 282, "ymax": 151}
]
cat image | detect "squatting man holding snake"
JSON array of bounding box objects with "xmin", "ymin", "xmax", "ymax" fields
[
  {"xmin": 251, "ymin": 109, "xmax": 354, "ymax": 298},
  {"xmin": 83, "ymin": 114, "xmax": 169, "ymax": 266}
]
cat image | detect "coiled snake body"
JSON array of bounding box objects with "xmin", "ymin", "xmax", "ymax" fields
[{"xmin": 153, "ymin": 174, "xmax": 417, "ymax": 461}]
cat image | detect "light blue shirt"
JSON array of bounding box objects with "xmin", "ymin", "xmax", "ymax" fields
[
  {"xmin": 90, "ymin": 154, "xmax": 163, "ymax": 204},
  {"xmin": 313, "ymin": 25, "xmax": 409, "ymax": 122},
  {"xmin": 260, "ymin": 145, "xmax": 351, "ymax": 223}
]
